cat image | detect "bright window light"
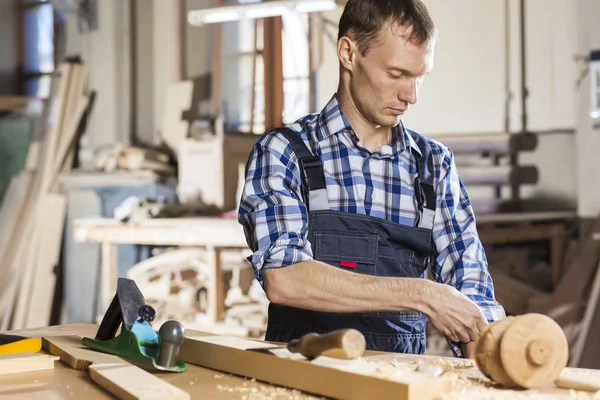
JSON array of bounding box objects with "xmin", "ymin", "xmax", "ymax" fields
[{"xmin": 187, "ymin": 0, "xmax": 339, "ymax": 26}]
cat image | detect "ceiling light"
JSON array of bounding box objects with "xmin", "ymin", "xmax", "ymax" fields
[
  {"xmin": 187, "ymin": 0, "xmax": 339, "ymax": 26},
  {"xmin": 295, "ymin": 0, "xmax": 337, "ymax": 13}
]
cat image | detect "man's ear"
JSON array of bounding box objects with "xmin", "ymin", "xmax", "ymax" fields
[{"xmin": 338, "ymin": 36, "xmax": 356, "ymax": 72}]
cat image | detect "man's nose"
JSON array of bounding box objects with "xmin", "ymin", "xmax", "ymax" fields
[{"xmin": 399, "ymin": 81, "xmax": 418, "ymax": 105}]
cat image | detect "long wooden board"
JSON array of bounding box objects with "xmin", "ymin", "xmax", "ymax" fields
[
  {"xmin": 43, "ymin": 335, "xmax": 190, "ymax": 400},
  {"xmin": 179, "ymin": 330, "xmax": 452, "ymax": 400},
  {"xmin": 0, "ymin": 353, "xmax": 59, "ymax": 375}
]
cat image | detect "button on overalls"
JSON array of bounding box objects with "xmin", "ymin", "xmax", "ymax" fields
[{"xmin": 265, "ymin": 127, "xmax": 437, "ymax": 354}]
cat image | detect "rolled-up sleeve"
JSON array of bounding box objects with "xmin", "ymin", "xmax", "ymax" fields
[
  {"xmin": 238, "ymin": 132, "xmax": 314, "ymax": 285},
  {"xmin": 431, "ymin": 149, "xmax": 506, "ymax": 324}
]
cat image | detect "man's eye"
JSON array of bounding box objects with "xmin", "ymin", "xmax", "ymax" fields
[{"xmin": 388, "ymin": 73, "xmax": 401, "ymax": 79}]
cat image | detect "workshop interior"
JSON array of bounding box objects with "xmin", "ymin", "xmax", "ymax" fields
[{"xmin": 0, "ymin": 0, "xmax": 600, "ymax": 399}]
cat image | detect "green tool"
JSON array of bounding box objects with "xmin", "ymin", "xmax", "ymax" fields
[{"xmin": 82, "ymin": 278, "xmax": 187, "ymax": 372}]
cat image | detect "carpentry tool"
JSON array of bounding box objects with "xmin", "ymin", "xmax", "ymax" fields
[
  {"xmin": 0, "ymin": 334, "xmax": 41, "ymax": 355},
  {"xmin": 474, "ymin": 313, "xmax": 569, "ymax": 389},
  {"xmin": 82, "ymin": 278, "xmax": 187, "ymax": 372},
  {"xmin": 258, "ymin": 328, "xmax": 366, "ymax": 360}
]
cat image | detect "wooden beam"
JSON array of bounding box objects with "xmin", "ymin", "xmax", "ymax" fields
[
  {"xmin": 263, "ymin": 16, "xmax": 283, "ymax": 131},
  {"xmin": 459, "ymin": 165, "xmax": 538, "ymax": 186},
  {"xmin": 432, "ymin": 132, "xmax": 538, "ymax": 155},
  {"xmin": 179, "ymin": 330, "xmax": 451, "ymax": 400}
]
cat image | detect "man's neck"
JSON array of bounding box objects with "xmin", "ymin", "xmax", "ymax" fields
[{"xmin": 336, "ymin": 89, "xmax": 392, "ymax": 153}]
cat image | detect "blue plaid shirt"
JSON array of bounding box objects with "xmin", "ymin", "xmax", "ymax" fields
[{"xmin": 238, "ymin": 95, "xmax": 505, "ymax": 326}]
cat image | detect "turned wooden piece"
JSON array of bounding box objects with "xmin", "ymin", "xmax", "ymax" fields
[
  {"xmin": 287, "ymin": 329, "xmax": 366, "ymax": 360},
  {"xmin": 474, "ymin": 313, "xmax": 569, "ymax": 389}
]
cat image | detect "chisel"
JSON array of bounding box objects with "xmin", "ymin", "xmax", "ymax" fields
[{"xmin": 258, "ymin": 328, "xmax": 366, "ymax": 360}]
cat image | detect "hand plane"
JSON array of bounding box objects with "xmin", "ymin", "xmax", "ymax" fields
[{"xmin": 82, "ymin": 278, "xmax": 187, "ymax": 372}]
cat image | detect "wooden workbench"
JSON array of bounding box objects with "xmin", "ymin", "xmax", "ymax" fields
[
  {"xmin": 72, "ymin": 217, "xmax": 250, "ymax": 325},
  {"xmin": 1, "ymin": 323, "xmax": 599, "ymax": 400}
]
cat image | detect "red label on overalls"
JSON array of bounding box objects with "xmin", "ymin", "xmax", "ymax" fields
[{"xmin": 340, "ymin": 261, "xmax": 357, "ymax": 269}]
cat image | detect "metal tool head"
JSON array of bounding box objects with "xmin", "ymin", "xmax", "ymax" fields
[{"xmin": 94, "ymin": 278, "xmax": 153, "ymax": 341}]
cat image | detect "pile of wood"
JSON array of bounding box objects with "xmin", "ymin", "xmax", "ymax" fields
[
  {"xmin": 0, "ymin": 60, "xmax": 94, "ymax": 331},
  {"xmin": 432, "ymin": 132, "xmax": 538, "ymax": 214}
]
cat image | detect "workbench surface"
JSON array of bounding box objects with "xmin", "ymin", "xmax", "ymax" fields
[{"xmin": 1, "ymin": 324, "xmax": 599, "ymax": 400}]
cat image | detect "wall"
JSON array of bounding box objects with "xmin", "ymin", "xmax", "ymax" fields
[
  {"xmin": 314, "ymin": 0, "xmax": 579, "ymax": 211},
  {"xmin": 575, "ymin": 0, "xmax": 600, "ymax": 218},
  {"xmin": 0, "ymin": 0, "xmax": 18, "ymax": 95}
]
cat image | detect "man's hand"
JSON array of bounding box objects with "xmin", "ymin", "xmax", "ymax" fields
[
  {"xmin": 461, "ymin": 341, "xmax": 477, "ymax": 359},
  {"xmin": 424, "ymin": 283, "xmax": 489, "ymax": 344}
]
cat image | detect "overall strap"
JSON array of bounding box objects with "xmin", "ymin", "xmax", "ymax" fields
[
  {"xmin": 409, "ymin": 132, "xmax": 436, "ymax": 230},
  {"xmin": 277, "ymin": 127, "xmax": 328, "ymax": 211}
]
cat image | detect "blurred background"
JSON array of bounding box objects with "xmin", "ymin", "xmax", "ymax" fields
[{"xmin": 0, "ymin": 0, "xmax": 599, "ymax": 368}]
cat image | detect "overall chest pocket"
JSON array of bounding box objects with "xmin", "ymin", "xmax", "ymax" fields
[{"xmin": 313, "ymin": 232, "xmax": 378, "ymax": 275}]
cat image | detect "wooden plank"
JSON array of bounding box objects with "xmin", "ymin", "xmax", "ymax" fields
[
  {"xmin": 43, "ymin": 335, "xmax": 116, "ymax": 370},
  {"xmin": 488, "ymin": 267, "xmax": 548, "ymax": 315},
  {"xmin": 0, "ymin": 64, "xmax": 72, "ymax": 325},
  {"xmin": 89, "ymin": 363, "xmax": 190, "ymax": 400},
  {"xmin": 43, "ymin": 335, "xmax": 190, "ymax": 400},
  {"xmin": 0, "ymin": 96, "xmax": 28, "ymax": 111},
  {"xmin": 541, "ymin": 216, "xmax": 600, "ymax": 328},
  {"xmin": 179, "ymin": 330, "xmax": 452, "ymax": 400},
  {"xmin": 72, "ymin": 218, "xmax": 247, "ymax": 248},
  {"xmin": 431, "ymin": 132, "xmax": 538, "ymax": 154},
  {"xmin": 571, "ymin": 259, "xmax": 600, "ymax": 368},
  {"xmin": 475, "ymin": 211, "xmax": 577, "ymax": 225},
  {"xmin": 25, "ymin": 194, "xmax": 68, "ymax": 328},
  {"xmin": 478, "ymin": 223, "xmax": 563, "ymax": 245},
  {"xmin": 459, "ymin": 165, "xmax": 538, "ymax": 186},
  {"xmin": 11, "ymin": 94, "xmax": 90, "ymax": 329},
  {"xmin": 0, "ymin": 172, "xmax": 33, "ymax": 289},
  {"xmin": 263, "ymin": 16, "xmax": 283, "ymax": 131},
  {"xmin": 9, "ymin": 215, "xmax": 40, "ymax": 329},
  {"xmin": 0, "ymin": 353, "xmax": 59, "ymax": 375}
]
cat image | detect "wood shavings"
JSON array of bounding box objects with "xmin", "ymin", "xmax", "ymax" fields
[
  {"xmin": 216, "ymin": 377, "xmax": 324, "ymax": 400},
  {"xmin": 434, "ymin": 358, "xmax": 475, "ymax": 369}
]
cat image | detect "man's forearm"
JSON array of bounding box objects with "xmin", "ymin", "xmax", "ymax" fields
[{"xmin": 262, "ymin": 260, "xmax": 433, "ymax": 313}]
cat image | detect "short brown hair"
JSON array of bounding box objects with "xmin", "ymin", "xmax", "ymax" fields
[{"xmin": 338, "ymin": 0, "xmax": 437, "ymax": 56}]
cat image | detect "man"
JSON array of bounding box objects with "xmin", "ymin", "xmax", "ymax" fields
[{"xmin": 238, "ymin": 0, "xmax": 505, "ymax": 358}]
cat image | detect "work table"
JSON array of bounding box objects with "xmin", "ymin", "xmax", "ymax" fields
[{"xmin": 1, "ymin": 324, "xmax": 599, "ymax": 400}]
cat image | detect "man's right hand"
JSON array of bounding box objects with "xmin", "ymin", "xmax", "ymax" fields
[{"xmin": 424, "ymin": 283, "xmax": 488, "ymax": 343}]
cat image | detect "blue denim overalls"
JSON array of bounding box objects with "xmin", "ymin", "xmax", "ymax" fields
[{"xmin": 264, "ymin": 127, "xmax": 436, "ymax": 354}]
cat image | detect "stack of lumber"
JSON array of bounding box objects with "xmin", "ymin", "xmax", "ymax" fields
[
  {"xmin": 430, "ymin": 132, "xmax": 538, "ymax": 214},
  {"xmin": 0, "ymin": 60, "xmax": 94, "ymax": 331}
]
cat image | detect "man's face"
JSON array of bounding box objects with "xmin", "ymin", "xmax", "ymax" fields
[{"xmin": 348, "ymin": 23, "xmax": 435, "ymax": 128}]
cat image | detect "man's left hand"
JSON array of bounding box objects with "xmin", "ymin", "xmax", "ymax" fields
[{"xmin": 462, "ymin": 341, "xmax": 477, "ymax": 359}]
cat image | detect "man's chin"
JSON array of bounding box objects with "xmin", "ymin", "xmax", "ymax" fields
[{"xmin": 377, "ymin": 115, "xmax": 402, "ymax": 128}]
